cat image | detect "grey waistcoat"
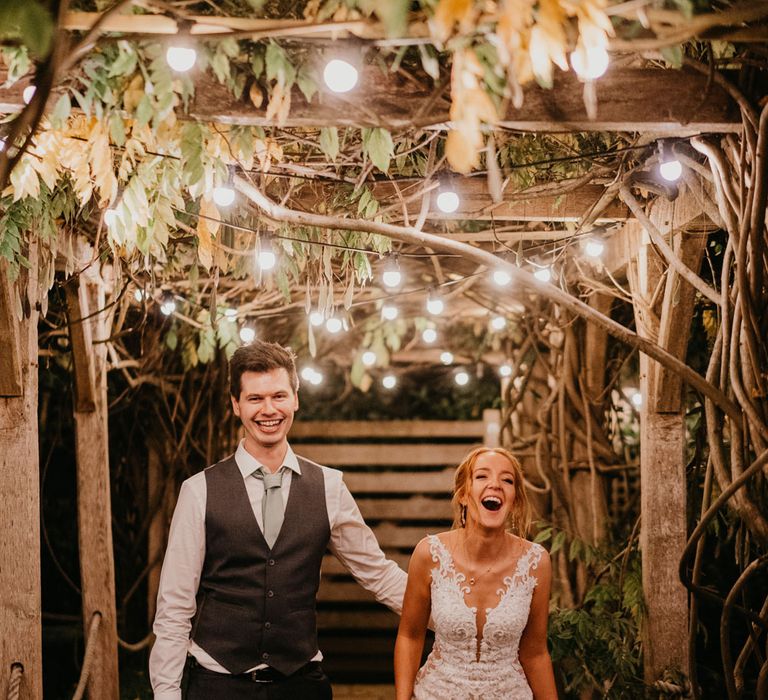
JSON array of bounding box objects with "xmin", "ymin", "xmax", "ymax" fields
[{"xmin": 191, "ymin": 454, "xmax": 331, "ymax": 675}]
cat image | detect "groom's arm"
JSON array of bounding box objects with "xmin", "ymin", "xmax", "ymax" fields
[{"xmin": 326, "ymin": 471, "xmax": 407, "ymax": 613}]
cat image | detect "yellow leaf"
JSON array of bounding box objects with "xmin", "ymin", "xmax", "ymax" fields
[
  {"xmin": 265, "ymin": 82, "xmax": 292, "ymax": 126},
  {"xmin": 196, "ymin": 197, "xmax": 220, "ymax": 271},
  {"xmin": 431, "ymin": 0, "xmax": 476, "ymax": 43},
  {"xmin": 123, "ymin": 73, "xmax": 145, "ymax": 113},
  {"xmin": 89, "ymin": 121, "xmax": 117, "ymax": 204},
  {"xmin": 249, "ymin": 82, "xmax": 264, "ymax": 109},
  {"xmin": 445, "ymin": 128, "xmax": 480, "ymax": 174},
  {"xmin": 10, "ymin": 158, "xmax": 40, "ymax": 201}
]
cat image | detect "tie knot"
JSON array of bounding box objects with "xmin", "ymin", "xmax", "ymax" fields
[{"xmin": 260, "ymin": 468, "xmax": 283, "ymax": 490}]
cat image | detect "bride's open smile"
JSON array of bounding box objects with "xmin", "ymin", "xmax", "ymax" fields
[{"xmin": 465, "ymin": 452, "xmax": 518, "ymax": 529}]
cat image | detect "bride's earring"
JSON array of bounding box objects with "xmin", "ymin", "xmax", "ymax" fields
[{"xmin": 460, "ymin": 504, "xmax": 467, "ymax": 527}]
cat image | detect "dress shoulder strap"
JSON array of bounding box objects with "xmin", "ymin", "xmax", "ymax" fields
[
  {"xmin": 426, "ymin": 534, "xmax": 455, "ymax": 579},
  {"xmin": 512, "ymin": 541, "xmax": 544, "ymax": 585}
]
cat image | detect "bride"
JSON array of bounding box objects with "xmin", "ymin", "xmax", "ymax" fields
[{"xmin": 394, "ymin": 447, "xmax": 558, "ymax": 699}]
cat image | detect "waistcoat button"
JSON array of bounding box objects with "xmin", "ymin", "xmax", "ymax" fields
[
  {"xmin": 268, "ymin": 559, "xmax": 275, "ymax": 566},
  {"xmin": 267, "ymin": 590, "xmax": 274, "ymax": 598},
  {"xmin": 262, "ymin": 652, "xmax": 269, "ymax": 660},
  {"xmin": 265, "ymin": 622, "xmax": 271, "ymax": 629}
]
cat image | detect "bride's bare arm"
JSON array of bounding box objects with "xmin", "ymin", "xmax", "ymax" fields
[
  {"xmin": 518, "ymin": 547, "xmax": 559, "ymax": 699},
  {"xmin": 394, "ymin": 538, "xmax": 432, "ymax": 700}
]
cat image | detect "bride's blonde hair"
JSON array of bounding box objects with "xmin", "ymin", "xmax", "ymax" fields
[{"xmin": 451, "ymin": 447, "xmax": 531, "ymax": 536}]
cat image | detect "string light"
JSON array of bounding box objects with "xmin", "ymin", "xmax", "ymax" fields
[
  {"xmin": 382, "ymin": 374, "xmax": 397, "ymax": 389},
  {"xmin": 133, "ymin": 289, "xmax": 145, "ymax": 302},
  {"xmin": 490, "ymin": 316, "xmax": 507, "ymax": 331},
  {"xmin": 301, "ymin": 366, "xmax": 324, "ymax": 385},
  {"xmin": 160, "ymin": 292, "xmax": 176, "ymax": 316},
  {"xmin": 381, "ymin": 254, "xmax": 402, "ymax": 289},
  {"xmin": 584, "ymin": 239, "xmax": 605, "ymax": 258},
  {"xmin": 381, "ymin": 304, "xmax": 399, "ymax": 321},
  {"xmin": 325, "ymin": 316, "xmax": 343, "ymax": 333},
  {"xmin": 570, "ymin": 45, "xmax": 609, "ymax": 80},
  {"xmin": 533, "ymin": 267, "xmax": 552, "ymax": 283},
  {"xmin": 239, "ymin": 325, "xmax": 256, "ymax": 343},
  {"xmin": 658, "ymin": 142, "xmax": 683, "ymax": 182},
  {"xmin": 436, "ymin": 188, "xmax": 460, "ymax": 214},
  {"xmin": 631, "ymin": 391, "xmax": 643, "ymax": 407},
  {"xmin": 362, "ymin": 350, "xmax": 377, "ymax": 367},
  {"xmin": 166, "ymin": 45, "xmax": 197, "ymax": 72},
  {"xmin": 22, "ymin": 85, "xmax": 36, "ymax": 104},
  {"xmin": 258, "ymin": 237, "xmax": 276, "ymax": 271},
  {"xmin": 213, "ymin": 184, "xmax": 235, "ymax": 207},
  {"xmin": 455, "ymin": 370, "xmax": 470, "ymax": 386},
  {"xmin": 223, "ymin": 307, "xmax": 238, "ymax": 319},
  {"xmin": 492, "ymin": 268, "xmax": 512, "ymax": 287},
  {"xmin": 422, "ymin": 328, "xmax": 437, "ymax": 344},
  {"xmin": 426, "ymin": 289, "xmax": 444, "ymax": 315},
  {"xmin": 309, "ymin": 311, "xmax": 324, "ymax": 327},
  {"xmin": 499, "ymin": 363, "xmax": 512, "ymax": 377},
  {"xmin": 440, "ymin": 351, "xmax": 454, "ymax": 365},
  {"xmin": 323, "ymin": 59, "xmax": 358, "ymax": 93}
]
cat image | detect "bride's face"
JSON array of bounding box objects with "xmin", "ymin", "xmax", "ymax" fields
[{"xmin": 464, "ymin": 452, "xmax": 517, "ymax": 530}]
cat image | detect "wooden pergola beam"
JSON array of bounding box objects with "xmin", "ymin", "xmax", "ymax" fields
[
  {"xmin": 0, "ymin": 67, "xmax": 738, "ymax": 134},
  {"xmin": 188, "ymin": 66, "xmax": 740, "ymax": 133}
]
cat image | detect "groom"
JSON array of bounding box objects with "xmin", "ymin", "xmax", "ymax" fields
[{"xmin": 150, "ymin": 340, "xmax": 408, "ymax": 699}]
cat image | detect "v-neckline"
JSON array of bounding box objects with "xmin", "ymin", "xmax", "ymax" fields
[{"xmin": 432, "ymin": 534, "xmax": 529, "ymax": 658}]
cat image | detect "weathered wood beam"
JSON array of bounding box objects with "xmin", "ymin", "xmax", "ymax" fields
[
  {"xmin": 66, "ymin": 271, "xmax": 120, "ymax": 700},
  {"xmin": 627, "ymin": 219, "xmax": 689, "ymax": 686},
  {"xmin": 188, "ymin": 66, "xmax": 740, "ymax": 133},
  {"xmin": 0, "ymin": 248, "xmax": 42, "ymax": 700},
  {"xmin": 0, "ymin": 264, "xmax": 22, "ymax": 396}
]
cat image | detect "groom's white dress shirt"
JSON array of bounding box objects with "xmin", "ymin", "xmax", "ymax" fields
[{"xmin": 150, "ymin": 440, "xmax": 407, "ymax": 700}]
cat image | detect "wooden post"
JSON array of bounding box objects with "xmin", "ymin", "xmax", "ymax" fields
[
  {"xmin": 146, "ymin": 445, "xmax": 165, "ymax": 625},
  {"xmin": 0, "ymin": 249, "xmax": 42, "ymax": 700},
  {"xmin": 64, "ymin": 272, "xmax": 119, "ymax": 700},
  {"xmin": 627, "ymin": 192, "xmax": 705, "ymax": 683}
]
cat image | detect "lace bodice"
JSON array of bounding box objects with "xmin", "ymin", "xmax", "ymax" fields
[{"xmin": 412, "ymin": 534, "xmax": 543, "ymax": 700}]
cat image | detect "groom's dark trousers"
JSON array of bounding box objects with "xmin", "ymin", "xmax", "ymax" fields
[{"xmin": 185, "ymin": 658, "xmax": 332, "ymax": 699}]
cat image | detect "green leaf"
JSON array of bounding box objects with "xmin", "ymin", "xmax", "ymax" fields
[
  {"xmin": 135, "ymin": 94, "xmax": 153, "ymax": 127},
  {"xmin": 265, "ymin": 42, "xmax": 296, "ymax": 87},
  {"xmin": 109, "ymin": 112, "xmax": 126, "ymax": 147},
  {"xmin": 362, "ymin": 127, "xmax": 393, "ymax": 173},
  {"xmin": 319, "ymin": 127, "xmax": 339, "ymax": 162},
  {"xmin": 50, "ymin": 94, "xmax": 71, "ymax": 128},
  {"xmin": 165, "ymin": 329, "xmax": 178, "ymax": 351},
  {"xmin": 660, "ymin": 45, "xmax": 683, "ymax": 69},
  {"xmin": 418, "ymin": 44, "xmax": 440, "ymax": 81},
  {"xmin": 296, "ymin": 64, "xmax": 317, "ymax": 102},
  {"xmin": 551, "ymin": 530, "xmax": 566, "ymax": 554},
  {"xmin": 0, "ymin": 3, "xmax": 54, "ymax": 57}
]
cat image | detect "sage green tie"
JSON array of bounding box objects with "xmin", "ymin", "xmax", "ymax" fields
[{"xmin": 257, "ymin": 467, "xmax": 285, "ymax": 548}]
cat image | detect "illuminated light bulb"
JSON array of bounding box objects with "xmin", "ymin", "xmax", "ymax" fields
[
  {"xmin": 499, "ymin": 363, "xmax": 512, "ymax": 377},
  {"xmin": 455, "ymin": 371, "xmax": 470, "ymax": 386},
  {"xmin": 239, "ymin": 326, "xmax": 256, "ymax": 343},
  {"xmin": 585, "ymin": 239, "xmax": 605, "ymax": 258},
  {"xmin": 160, "ymin": 295, "xmax": 176, "ymax": 316},
  {"xmin": 166, "ymin": 45, "xmax": 197, "ymax": 73},
  {"xmin": 381, "ymin": 304, "xmax": 398, "ymax": 321},
  {"xmin": 426, "ymin": 294, "xmax": 444, "ymax": 315},
  {"xmin": 213, "ymin": 184, "xmax": 235, "ymax": 208},
  {"xmin": 223, "ymin": 307, "xmax": 238, "ymax": 319},
  {"xmin": 570, "ymin": 45, "xmax": 609, "ymax": 81},
  {"xmin": 104, "ymin": 208, "xmax": 118, "ymax": 229},
  {"xmin": 533, "ymin": 267, "xmax": 552, "ymax": 283},
  {"xmin": 436, "ymin": 190, "xmax": 460, "ymax": 214},
  {"xmin": 659, "ymin": 159, "xmax": 683, "ymax": 182},
  {"xmin": 309, "ymin": 311, "xmax": 325, "ymax": 327},
  {"xmin": 631, "ymin": 391, "xmax": 643, "ymax": 407},
  {"xmin": 325, "ymin": 317, "xmax": 343, "ymax": 334},
  {"xmin": 22, "ymin": 85, "xmax": 36, "ymax": 104},
  {"xmin": 490, "ymin": 316, "xmax": 507, "ymax": 331},
  {"xmin": 300, "ymin": 366, "xmax": 316, "ymax": 381},
  {"xmin": 134, "ymin": 289, "xmax": 145, "ymax": 302},
  {"xmin": 362, "ymin": 351, "xmax": 377, "ymax": 367},
  {"xmin": 382, "ymin": 268, "xmax": 401, "ymax": 289},
  {"xmin": 310, "ymin": 370, "xmax": 324, "ymax": 386},
  {"xmin": 493, "ymin": 269, "xmax": 511, "ymax": 287},
  {"xmin": 440, "ymin": 351, "xmax": 454, "ymax": 365},
  {"xmin": 323, "ymin": 59, "xmax": 358, "ymax": 93},
  {"xmin": 382, "ymin": 374, "xmax": 397, "ymax": 389},
  {"xmin": 422, "ymin": 328, "xmax": 437, "ymax": 344},
  {"xmin": 258, "ymin": 239, "xmax": 276, "ymax": 271}
]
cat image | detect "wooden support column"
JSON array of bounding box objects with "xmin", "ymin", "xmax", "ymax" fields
[
  {"xmin": 0, "ymin": 250, "xmax": 42, "ymax": 700},
  {"xmin": 146, "ymin": 445, "xmax": 165, "ymax": 625},
  {"xmin": 64, "ymin": 272, "xmax": 119, "ymax": 700},
  {"xmin": 627, "ymin": 190, "xmax": 706, "ymax": 684}
]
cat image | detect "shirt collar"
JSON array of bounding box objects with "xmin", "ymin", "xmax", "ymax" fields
[{"xmin": 234, "ymin": 440, "xmax": 301, "ymax": 478}]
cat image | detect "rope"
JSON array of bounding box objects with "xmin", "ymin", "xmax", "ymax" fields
[
  {"xmin": 653, "ymin": 678, "xmax": 694, "ymax": 698},
  {"xmin": 71, "ymin": 612, "xmax": 102, "ymax": 700},
  {"xmin": 6, "ymin": 664, "xmax": 23, "ymax": 700},
  {"xmin": 118, "ymin": 632, "xmax": 155, "ymax": 652}
]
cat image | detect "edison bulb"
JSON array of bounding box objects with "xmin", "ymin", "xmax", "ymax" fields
[
  {"xmin": 166, "ymin": 46, "xmax": 197, "ymax": 73},
  {"xmin": 436, "ymin": 190, "xmax": 460, "ymax": 214},
  {"xmin": 362, "ymin": 351, "xmax": 376, "ymax": 367},
  {"xmin": 659, "ymin": 159, "xmax": 683, "ymax": 182},
  {"xmin": 323, "ymin": 59, "xmax": 358, "ymax": 93},
  {"xmin": 213, "ymin": 185, "xmax": 235, "ymax": 208}
]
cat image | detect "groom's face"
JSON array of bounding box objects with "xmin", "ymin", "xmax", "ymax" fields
[{"xmin": 231, "ymin": 368, "xmax": 299, "ymax": 454}]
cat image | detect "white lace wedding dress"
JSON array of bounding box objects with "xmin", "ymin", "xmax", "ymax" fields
[{"xmin": 412, "ymin": 534, "xmax": 544, "ymax": 700}]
